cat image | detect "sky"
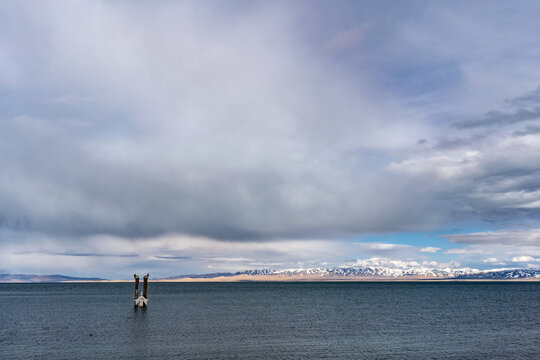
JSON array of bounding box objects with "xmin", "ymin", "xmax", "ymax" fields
[{"xmin": 1, "ymin": 0, "xmax": 540, "ymax": 279}]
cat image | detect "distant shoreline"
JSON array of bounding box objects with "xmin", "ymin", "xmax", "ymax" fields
[
  {"xmin": 3, "ymin": 277, "xmax": 539, "ymax": 283},
  {"xmin": 154, "ymin": 277, "xmax": 540, "ymax": 283}
]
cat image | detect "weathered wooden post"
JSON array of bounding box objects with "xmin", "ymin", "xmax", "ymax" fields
[
  {"xmin": 143, "ymin": 273, "xmax": 149, "ymax": 307},
  {"xmin": 133, "ymin": 274, "xmax": 139, "ymax": 308}
]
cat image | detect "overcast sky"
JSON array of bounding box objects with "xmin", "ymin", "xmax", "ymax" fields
[{"xmin": 2, "ymin": 1, "xmax": 540, "ymax": 278}]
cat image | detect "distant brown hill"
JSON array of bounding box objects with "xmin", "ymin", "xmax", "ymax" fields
[{"xmin": 0, "ymin": 274, "xmax": 105, "ymax": 283}]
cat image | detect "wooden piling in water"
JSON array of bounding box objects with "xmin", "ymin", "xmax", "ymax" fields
[
  {"xmin": 143, "ymin": 273, "xmax": 149, "ymax": 307},
  {"xmin": 133, "ymin": 274, "xmax": 139, "ymax": 307}
]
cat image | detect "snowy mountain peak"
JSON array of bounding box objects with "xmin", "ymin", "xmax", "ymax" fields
[{"xmin": 231, "ymin": 266, "xmax": 540, "ymax": 279}]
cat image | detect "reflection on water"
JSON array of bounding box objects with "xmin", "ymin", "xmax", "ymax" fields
[
  {"xmin": 2, "ymin": 282, "xmax": 539, "ymax": 359},
  {"xmin": 131, "ymin": 307, "xmax": 149, "ymax": 359}
]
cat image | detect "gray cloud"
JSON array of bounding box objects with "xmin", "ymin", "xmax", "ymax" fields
[
  {"xmin": 0, "ymin": 112, "xmax": 439, "ymax": 240},
  {"xmin": 513, "ymin": 125, "xmax": 540, "ymax": 137},
  {"xmin": 505, "ymin": 87, "xmax": 540, "ymax": 107},
  {"xmin": 16, "ymin": 251, "xmax": 138, "ymax": 258},
  {"xmin": 154, "ymin": 255, "xmax": 192, "ymax": 260},
  {"xmin": 442, "ymin": 230, "xmax": 540, "ymax": 247},
  {"xmin": 0, "ymin": 1, "xmax": 450, "ymax": 243},
  {"xmin": 452, "ymin": 85, "xmax": 540, "ymax": 129},
  {"xmin": 453, "ymin": 107, "xmax": 540, "ymax": 129},
  {"xmin": 433, "ymin": 134, "xmax": 487, "ymax": 150}
]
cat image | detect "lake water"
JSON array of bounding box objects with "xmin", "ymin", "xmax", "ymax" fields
[{"xmin": 1, "ymin": 282, "xmax": 539, "ymax": 359}]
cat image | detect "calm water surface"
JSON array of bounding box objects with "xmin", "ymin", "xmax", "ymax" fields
[{"xmin": 1, "ymin": 282, "xmax": 539, "ymax": 359}]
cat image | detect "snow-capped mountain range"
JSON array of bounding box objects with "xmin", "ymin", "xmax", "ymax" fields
[
  {"xmin": 3, "ymin": 267, "xmax": 538, "ymax": 283},
  {"xmin": 163, "ymin": 266, "xmax": 540, "ymax": 280}
]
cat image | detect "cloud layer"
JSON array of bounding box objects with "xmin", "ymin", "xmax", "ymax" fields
[{"xmin": 2, "ymin": 1, "xmax": 540, "ymax": 276}]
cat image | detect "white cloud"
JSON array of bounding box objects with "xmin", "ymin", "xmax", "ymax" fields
[
  {"xmin": 445, "ymin": 248, "xmax": 484, "ymax": 255},
  {"xmin": 510, "ymin": 255, "xmax": 540, "ymax": 263},
  {"xmin": 420, "ymin": 247, "xmax": 441, "ymax": 253},
  {"xmin": 347, "ymin": 258, "xmax": 462, "ymax": 271},
  {"xmin": 349, "ymin": 258, "xmax": 421, "ymax": 269},
  {"xmin": 357, "ymin": 243, "xmax": 411, "ymax": 250},
  {"xmin": 437, "ymin": 230, "xmax": 540, "ymax": 268}
]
